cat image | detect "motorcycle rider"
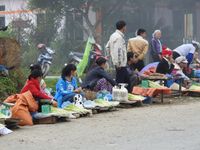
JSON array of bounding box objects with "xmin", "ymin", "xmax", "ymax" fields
[
  {"xmin": 37, "ymin": 43, "xmax": 55, "ymax": 77},
  {"xmin": 37, "ymin": 44, "xmax": 47, "ymax": 63}
]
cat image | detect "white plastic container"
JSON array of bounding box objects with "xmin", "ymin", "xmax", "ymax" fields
[{"xmin": 112, "ymin": 83, "xmax": 128, "ymax": 102}]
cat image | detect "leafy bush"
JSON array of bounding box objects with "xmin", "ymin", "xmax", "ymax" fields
[
  {"xmin": 0, "ymin": 68, "xmax": 27, "ymax": 101},
  {"xmin": 0, "ymin": 77, "xmax": 17, "ymax": 101},
  {"xmin": 45, "ymin": 78, "xmax": 59, "ymax": 92}
]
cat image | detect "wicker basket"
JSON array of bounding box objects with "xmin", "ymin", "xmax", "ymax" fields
[{"xmin": 84, "ymin": 90, "xmax": 97, "ymax": 100}]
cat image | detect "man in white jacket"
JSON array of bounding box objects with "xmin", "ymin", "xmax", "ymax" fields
[{"xmin": 106, "ymin": 20, "xmax": 128, "ymax": 84}]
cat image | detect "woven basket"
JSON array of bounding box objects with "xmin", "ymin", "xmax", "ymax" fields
[{"xmin": 84, "ymin": 90, "xmax": 97, "ymax": 100}]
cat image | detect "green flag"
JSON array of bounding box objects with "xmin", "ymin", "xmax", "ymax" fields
[{"xmin": 77, "ymin": 37, "xmax": 95, "ymax": 77}]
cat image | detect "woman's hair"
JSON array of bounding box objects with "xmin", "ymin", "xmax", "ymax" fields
[
  {"xmin": 96, "ymin": 57, "xmax": 107, "ymax": 66},
  {"xmin": 61, "ymin": 64, "xmax": 77, "ymax": 80},
  {"xmin": 152, "ymin": 30, "xmax": 161, "ymax": 37},
  {"xmin": 30, "ymin": 64, "xmax": 42, "ymax": 72},
  {"xmin": 28, "ymin": 69, "xmax": 43, "ymax": 80}
]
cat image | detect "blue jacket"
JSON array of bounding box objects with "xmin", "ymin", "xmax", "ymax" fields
[{"xmin": 54, "ymin": 77, "xmax": 78, "ymax": 102}]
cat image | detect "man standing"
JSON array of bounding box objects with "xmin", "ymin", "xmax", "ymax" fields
[
  {"xmin": 127, "ymin": 28, "xmax": 149, "ymax": 71},
  {"xmin": 106, "ymin": 20, "xmax": 128, "ymax": 84}
]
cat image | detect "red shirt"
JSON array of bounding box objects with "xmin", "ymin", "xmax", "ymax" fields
[{"xmin": 21, "ymin": 78, "xmax": 52, "ymax": 100}]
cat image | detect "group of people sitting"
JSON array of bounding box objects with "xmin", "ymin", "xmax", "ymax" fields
[{"xmin": 18, "ymin": 20, "xmax": 200, "ymax": 114}]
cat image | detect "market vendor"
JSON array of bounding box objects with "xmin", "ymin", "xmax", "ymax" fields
[
  {"xmin": 190, "ymin": 52, "xmax": 200, "ymax": 68},
  {"xmin": 54, "ymin": 64, "xmax": 82, "ymax": 108},
  {"xmin": 21, "ymin": 69, "xmax": 55, "ymax": 103},
  {"xmin": 156, "ymin": 47, "xmax": 174, "ymax": 75},
  {"xmin": 126, "ymin": 52, "xmax": 140, "ymax": 92},
  {"xmin": 173, "ymin": 56, "xmax": 190, "ymax": 81},
  {"xmin": 29, "ymin": 64, "xmax": 51, "ymax": 95},
  {"xmin": 173, "ymin": 41, "xmax": 200, "ymax": 65},
  {"xmin": 82, "ymin": 57, "xmax": 116, "ymax": 93}
]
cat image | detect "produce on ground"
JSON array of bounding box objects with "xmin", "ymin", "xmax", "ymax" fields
[
  {"xmin": 128, "ymin": 93, "xmax": 145, "ymax": 101},
  {"xmin": 94, "ymin": 99, "xmax": 112, "ymax": 107},
  {"xmin": 51, "ymin": 107, "xmax": 72, "ymax": 117},
  {"xmin": 189, "ymin": 84, "xmax": 200, "ymax": 91},
  {"xmin": 148, "ymin": 80, "xmax": 166, "ymax": 88},
  {"xmin": 64, "ymin": 104, "xmax": 92, "ymax": 115}
]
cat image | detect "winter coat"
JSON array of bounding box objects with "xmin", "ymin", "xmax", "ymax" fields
[
  {"xmin": 82, "ymin": 66, "xmax": 116, "ymax": 89},
  {"xmin": 151, "ymin": 37, "xmax": 162, "ymax": 54},
  {"xmin": 4, "ymin": 91, "xmax": 38, "ymax": 126},
  {"xmin": 21, "ymin": 78, "xmax": 52, "ymax": 100},
  {"xmin": 127, "ymin": 36, "xmax": 149, "ymax": 60},
  {"xmin": 54, "ymin": 77, "xmax": 78, "ymax": 103},
  {"xmin": 106, "ymin": 30, "xmax": 127, "ymax": 67},
  {"xmin": 156, "ymin": 58, "xmax": 174, "ymax": 74}
]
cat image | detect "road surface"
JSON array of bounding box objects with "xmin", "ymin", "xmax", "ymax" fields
[{"xmin": 1, "ymin": 99, "xmax": 200, "ymax": 150}]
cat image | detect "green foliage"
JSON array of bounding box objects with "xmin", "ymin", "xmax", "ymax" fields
[
  {"xmin": 45, "ymin": 78, "xmax": 58, "ymax": 91},
  {"xmin": 0, "ymin": 25, "xmax": 15, "ymax": 39},
  {"xmin": 21, "ymin": 42, "xmax": 39, "ymax": 68},
  {"xmin": 0, "ymin": 77, "xmax": 17, "ymax": 101}
]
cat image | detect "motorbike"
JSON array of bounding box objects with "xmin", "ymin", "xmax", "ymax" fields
[
  {"xmin": 37, "ymin": 47, "xmax": 55, "ymax": 77},
  {"xmin": 0, "ymin": 65, "xmax": 15, "ymax": 77},
  {"xmin": 67, "ymin": 43, "xmax": 108, "ymax": 72}
]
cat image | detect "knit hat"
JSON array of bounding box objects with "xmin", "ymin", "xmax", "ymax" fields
[
  {"xmin": 162, "ymin": 47, "xmax": 172, "ymax": 57},
  {"xmin": 175, "ymin": 56, "xmax": 188, "ymax": 64}
]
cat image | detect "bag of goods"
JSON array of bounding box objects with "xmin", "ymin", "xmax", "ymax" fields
[
  {"xmin": 193, "ymin": 70, "xmax": 200, "ymax": 78},
  {"xmin": 0, "ymin": 112, "xmax": 8, "ymax": 119},
  {"xmin": 83, "ymin": 100, "xmax": 96, "ymax": 109},
  {"xmin": 170, "ymin": 83, "xmax": 186, "ymax": 91},
  {"xmin": 112, "ymin": 84, "xmax": 128, "ymax": 102},
  {"xmin": 0, "ymin": 124, "xmax": 12, "ymax": 136},
  {"xmin": 0, "ymin": 103, "xmax": 12, "ymax": 118}
]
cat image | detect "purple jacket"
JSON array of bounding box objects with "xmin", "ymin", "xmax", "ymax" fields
[{"xmin": 151, "ymin": 38, "xmax": 162, "ymax": 55}]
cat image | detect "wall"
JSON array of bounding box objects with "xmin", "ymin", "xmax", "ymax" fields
[{"xmin": 0, "ymin": 0, "xmax": 36, "ymax": 26}]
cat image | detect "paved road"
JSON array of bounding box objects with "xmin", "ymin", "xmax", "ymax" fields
[{"xmin": 1, "ymin": 101, "xmax": 200, "ymax": 150}]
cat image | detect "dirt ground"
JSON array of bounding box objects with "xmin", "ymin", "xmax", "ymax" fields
[{"xmin": 1, "ymin": 97, "xmax": 200, "ymax": 150}]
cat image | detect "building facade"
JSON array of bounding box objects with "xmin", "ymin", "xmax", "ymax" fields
[{"xmin": 0, "ymin": 0, "xmax": 36, "ymax": 27}]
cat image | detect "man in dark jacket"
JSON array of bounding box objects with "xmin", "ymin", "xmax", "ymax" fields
[
  {"xmin": 126, "ymin": 52, "xmax": 140, "ymax": 92},
  {"xmin": 156, "ymin": 48, "xmax": 174, "ymax": 75},
  {"xmin": 82, "ymin": 57, "xmax": 116, "ymax": 93}
]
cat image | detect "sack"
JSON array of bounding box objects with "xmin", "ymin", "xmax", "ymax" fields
[{"xmin": 194, "ymin": 70, "xmax": 200, "ymax": 78}]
